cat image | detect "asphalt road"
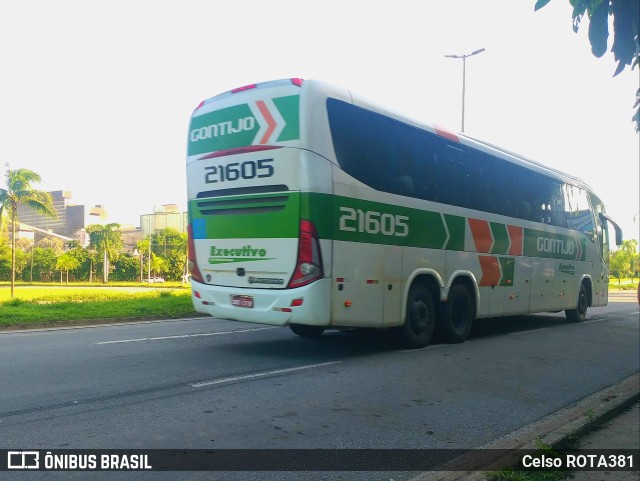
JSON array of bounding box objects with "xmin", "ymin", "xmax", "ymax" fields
[{"xmin": 0, "ymin": 291, "xmax": 638, "ymax": 481}]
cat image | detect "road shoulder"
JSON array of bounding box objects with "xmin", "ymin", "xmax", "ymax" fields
[{"xmin": 412, "ymin": 372, "xmax": 640, "ymax": 481}]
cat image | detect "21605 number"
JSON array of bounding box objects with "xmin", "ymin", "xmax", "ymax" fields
[
  {"xmin": 204, "ymin": 159, "xmax": 274, "ymax": 184},
  {"xmin": 339, "ymin": 207, "xmax": 409, "ymax": 237}
]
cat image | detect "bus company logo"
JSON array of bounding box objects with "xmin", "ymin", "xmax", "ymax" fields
[
  {"xmin": 190, "ymin": 117, "xmax": 256, "ymax": 142},
  {"xmin": 8, "ymin": 451, "xmax": 40, "ymax": 469},
  {"xmin": 208, "ymin": 245, "xmax": 272, "ymax": 264},
  {"xmin": 536, "ymin": 236, "xmax": 575, "ymax": 256},
  {"xmin": 559, "ymin": 263, "xmax": 575, "ymax": 275}
]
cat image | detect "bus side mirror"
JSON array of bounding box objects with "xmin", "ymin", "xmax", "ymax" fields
[
  {"xmin": 599, "ymin": 213, "xmax": 623, "ymax": 246},
  {"xmin": 614, "ymin": 225, "xmax": 623, "ymax": 246}
]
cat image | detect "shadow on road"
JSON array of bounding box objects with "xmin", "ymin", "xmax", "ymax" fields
[{"xmin": 214, "ymin": 312, "xmax": 573, "ymax": 363}]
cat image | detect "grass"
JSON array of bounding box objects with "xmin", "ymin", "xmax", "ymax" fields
[
  {"xmin": 608, "ymin": 279, "xmax": 639, "ymax": 291},
  {"xmin": 485, "ymin": 471, "xmax": 568, "ymax": 481},
  {"xmin": 0, "ymin": 289, "xmax": 197, "ymax": 329},
  {"xmin": 0, "ymin": 280, "xmax": 188, "ymax": 289}
]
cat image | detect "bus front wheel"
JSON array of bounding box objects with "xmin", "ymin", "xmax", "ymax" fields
[
  {"xmin": 396, "ymin": 284, "xmax": 436, "ymax": 349},
  {"xmin": 566, "ymin": 283, "xmax": 588, "ymax": 322},
  {"xmin": 437, "ymin": 284, "xmax": 474, "ymax": 343},
  {"xmin": 290, "ymin": 324, "xmax": 325, "ymax": 338}
]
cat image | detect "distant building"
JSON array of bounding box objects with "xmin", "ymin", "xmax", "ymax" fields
[
  {"xmin": 16, "ymin": 190, "xmax": 107, "ymax": 243},
  {"xmin": 121, "ymin": 226, "xmax": 143, "ymax": 255},
  {"xmin": 140, "ymin": 204, "xmax": 187, "ymax": 239}
]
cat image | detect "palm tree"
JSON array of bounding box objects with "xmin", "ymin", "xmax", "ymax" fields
[
  {"xmin": 150, "ymin": 253, "xmax": 169, "ymax": 278},
  {"xmin": 86, "ymin": 223, "xmax": 122, "ymax": 283},
  {"xmin": 136, "ymin": 238, "xmax": 151, "ymax": 282},
  {"xmin": 0, "ymin": 168, "xmax": 56, "ymax": 297}
]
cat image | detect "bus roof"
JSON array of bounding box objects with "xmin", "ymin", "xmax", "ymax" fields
[{"xmin": 193, "ymin": 78, "xmax": 593, "ymax": 192}]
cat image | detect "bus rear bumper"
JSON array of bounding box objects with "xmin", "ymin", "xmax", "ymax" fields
[{"xmin": 189, "ymin": 278, "xmax": 331, "ymax": 326}]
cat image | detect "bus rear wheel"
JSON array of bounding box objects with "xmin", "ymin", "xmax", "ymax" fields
[
  {"xmin": 289, "ymin": 324, "xmax": 325, "ymax": 338},
  {"xmin": 396, "ymin": 284, "xmax": 436, "ymax": 349},
  {"xmin": 566, "ymin": 283, "xmax": 588, "ymax": 322},
  {"xmin": 437, "ymin": 284, "xmax": 474, "ymax": 343}
]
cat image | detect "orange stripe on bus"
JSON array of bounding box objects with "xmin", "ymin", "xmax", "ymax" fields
[
  {"xmin": 256, "ymin": 100, "xmax": 277, "ymax": 144},
  {"xmin": 478, "ymin": 255, "xmax": 501, "ymax": 287},
  {"xmin": 468, "ymin": 218, "xmax": 493, "ymax": 253},
  {"xmin": 507, "ymin": 225, "xmax": 523, "ymax": 256}
]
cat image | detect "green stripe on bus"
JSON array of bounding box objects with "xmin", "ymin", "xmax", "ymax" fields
[
  {"xmin": 499, "ymin": 257, "xmax": 515, "ymax": 286},
  {"xmin": 490, "ymin": 222, "xmax": 510, "ymax": 255},
  {"xmin": 523, "ymin": 228, "xmax": 584, "ymax": 261},
  {"xmin": 301, "ymin": 192, "xmax": 334, "ymax": 238},
  {"xmin": 190, "ymin": 191, "xmax": 589, "ymax": 262},
  {"xmin": 188, "ymin": 193, "xmax": 299, "ymax": 239},
  {"xmin": 273, "ymin": 95, "xmax": 300, "ymax": 142},
  {"xmin": 330, "ymin": 195, "xmax": 448, "ymax": 249},
  {"xmin": 443, "ymin": 214, "xmax": 465, "ymax": 251}
]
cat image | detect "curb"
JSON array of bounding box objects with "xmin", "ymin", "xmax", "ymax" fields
[{"xmin": 411, "ymin": 372, "xmax": 640, "ymax": 481}]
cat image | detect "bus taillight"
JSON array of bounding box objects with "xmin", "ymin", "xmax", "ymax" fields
[
  {"xmin": 187, "ymin": 224, "xmax": 204, "ymax": 284},
  {"xmin": 288, "ymin": 219, "xmax": 323, "ymax": 288}
]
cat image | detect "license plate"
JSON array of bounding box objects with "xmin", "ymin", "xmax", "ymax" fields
[{"xmin": 231, "ymin": 295, "xmax": 254, "ymax": 308}]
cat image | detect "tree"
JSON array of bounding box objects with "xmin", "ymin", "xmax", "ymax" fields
[
  {"xmin": 66, "ymin": 245, "xmax": 90, "ymax": 282},
  {"xmin": 85, "ymin": 247, "xmax": 99, "ymax": 283},
  {"xmin": 151, "ymin": 228, "xmax": 187, "ymax": 280},
  {"xmin": 609, "ymin": 239, "xmax": 639, "ymax": 282},
  {"xmin": 30, "ymin": 246, "xmax": 57, "ymax": 282},
  {"xmin": 535, "ymin": 0, "xmax": 640, "ymax": 131},
  {"xmin": 86, "ymin": 223, "xmax": 123, "ymax": 283},
  {"xmin": 151, "ymin": 253, "xmax": 169, "ymax": 278},
  {"xmin": 136, "ymin": 238, "xmax": 151, "ymax": 282},
  {"xmin": 0, "ymin": 168, "xmax": 56, "ymax": 297},
  {"xmin": 0, "ymin": 236, "xmax": 11, "ymax": 280},
  {"xmin": 37, "ymin": 237, "xmax": 64, "ymax": 255},
  {"xmin": 55, "ymin": 253, "xmax": 80, "ymax": 284},
  {"xmin": 111, "ymin": 255, "xmax": 139, "ymax": 282}
]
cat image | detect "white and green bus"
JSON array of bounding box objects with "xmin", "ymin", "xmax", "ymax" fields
[{"xmin": 186, "ymin": 78, "xmax": 622, "ymax": 348}]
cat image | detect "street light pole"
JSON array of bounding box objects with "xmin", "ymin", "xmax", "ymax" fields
[{"xmin": 445, "ymin": 48, "xmax": 485, "ymax": 132}]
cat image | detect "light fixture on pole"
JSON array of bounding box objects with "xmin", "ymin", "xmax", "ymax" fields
[{"xmin": 445, "ymin": 48, "xmax": 485, "ymax": 133}]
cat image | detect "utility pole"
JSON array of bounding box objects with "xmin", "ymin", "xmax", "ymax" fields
[{"xmin": 445, "ymin": 48, "xmax": 485, "ymax": 132}]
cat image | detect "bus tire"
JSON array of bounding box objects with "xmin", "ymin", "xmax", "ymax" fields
[
  {"xmin": 437, "ymin": 284, "xmax": 474, "ymax": 343},
  {"xmin": 289, "ymin": 324, "xmax": 325, "ymax": 338},
  {"xmin": 396, "ymin": 284, "xmax": 436, "ymax": 349},
  {"xmin": 566, "ymin": 283, "xmax": 588, "ymax": 322}
]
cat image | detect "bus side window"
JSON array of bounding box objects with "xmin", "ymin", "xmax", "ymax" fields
[
  {"xmin": 391, "ymin": 143, "xmax": 416, "ymax": 197},
  {"xmin": 538, "ymin": 203, "xmax": 551, "ymax": 224},
  {"xmin": 550, "ymin": 182, "xmax": 567, "ymax": 227},
  {"xmin": 392, "ymin": 174, "xmax": 414, "ymax": 196},
  {"xmin": 563, "ymin": 184, "xmax": 595, "ymax": 238}
]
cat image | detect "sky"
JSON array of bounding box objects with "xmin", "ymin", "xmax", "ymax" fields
[{"xmin": 1, "ymin": 1, "xmax": 638, "ymax": 243}]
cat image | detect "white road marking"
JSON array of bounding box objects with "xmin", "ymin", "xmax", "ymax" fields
[
  {"xmin": 189, "ymin": 361, "xmax": 342, "ymax": 388},
  {"xmin": 0, "ymin": 317, "xmax": 214, "ymax": 335},
  {"xmin": 95, "ymin": 326, "xmax": 278, "ymax": 345}
]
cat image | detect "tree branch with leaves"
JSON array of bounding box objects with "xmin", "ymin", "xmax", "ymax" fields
[{"xmin": 536, "ymin": 0, "xmax": 640, "ymax": 131}]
